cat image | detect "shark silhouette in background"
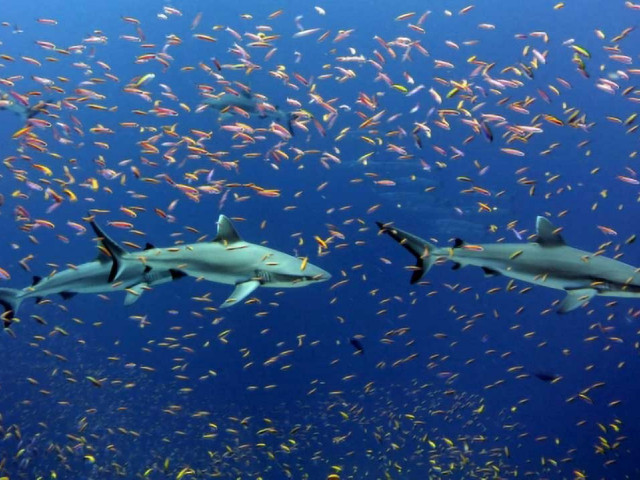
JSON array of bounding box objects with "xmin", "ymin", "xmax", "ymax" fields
[
  {"xmin": 0, "ymin": 89, "xmax": 48, "ymax": 120},
  {"xmin": 201, "ymin": 90, "xmax": 295, "ymax": 133}
]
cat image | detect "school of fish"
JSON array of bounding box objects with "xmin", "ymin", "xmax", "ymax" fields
[{"xmin": 0, "ymin": 2, "xmax": 639, "ymax": 479}]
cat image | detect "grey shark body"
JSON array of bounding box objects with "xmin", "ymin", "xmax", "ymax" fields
[
  {"xmin": 0, "ymin": 89, "xmax": 47, "ymax": 120},
  {"xmin": 0, "ymin": 215, "xmax": 329, "ymax": 328},
  {"xmin": 377, "ymin": 216, "xmax": 640, "ymax": 313},
  {"xmin": 202, "ymin": 91, "xmax": 294, "ymax": 133}
]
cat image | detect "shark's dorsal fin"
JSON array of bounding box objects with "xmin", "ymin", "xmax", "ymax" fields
[
  {"xmin": 214, "ymin": 215, "xmax": 242, "ymax": 244},
  {"xmin": 144, "ymin": 242, "xmax": 155, "ymax": 251},
  {"xmin": 240, "ymin": 89, "xmax": 252, "ymax": 99},
  {"xmin": 535, "ymin": 216, "xmax": 565, "ymax": 247},
  {"xmin": 90, "ymin": 221, "xmax": 127, "ymax": 282},
  {"xmin": 453, "ymin": 238, "xmax": 465, "ymax": 248}
]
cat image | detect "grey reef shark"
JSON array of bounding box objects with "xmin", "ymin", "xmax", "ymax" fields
[
  {"xmin": 0, "ymin": 215, "xmax": 330, "ymax": 329},
  {"xmin": 377, "ymin": 216, "xmax": 640, "ymax": 313},
  {"xmin": 200, "ymin": 89, "xmax": 295, "ymax": 133}
]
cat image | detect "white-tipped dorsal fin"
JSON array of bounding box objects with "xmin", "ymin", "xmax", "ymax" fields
[
  {"xmin": 535, "ymin": 216, "xmax": 565, "ymax": 247},
  {"xmin": 214, "ymin": 215, "xmax": 242, "ymax": 244}
]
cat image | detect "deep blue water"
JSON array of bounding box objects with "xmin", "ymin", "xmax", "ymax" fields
[{"xmin": 0, "ymin": 0, "xmax": 639, "ymax": 478}]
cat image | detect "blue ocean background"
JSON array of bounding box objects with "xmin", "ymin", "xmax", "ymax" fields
[{"xmin": 1, "ymin": 0, "xmax": 639, "ymax": 478}]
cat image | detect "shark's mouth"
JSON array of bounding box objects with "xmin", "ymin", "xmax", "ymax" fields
[{"xmin": 254, "ymin": 270, "xmax": 323, "ymax": 285}]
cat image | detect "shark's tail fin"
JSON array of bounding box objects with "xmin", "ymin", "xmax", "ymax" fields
[
  {"xmin": 26, "ymin": 100, "xmax": 49, "ymax": 119},
  {"xmin": 376, "ymin": 222, "xmax": 435, "ymax": 284},
  {"xmin": 286, "ymin": 112, "xmax": 294, "ymax": 135},
  {"xmin": 0, "ymin": 288, "xmax": 21, "ymax": 328}
]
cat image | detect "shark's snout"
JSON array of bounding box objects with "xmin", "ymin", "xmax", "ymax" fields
[{"xmin": 307, "ymin": 264, "xmax": 331, "ymax": 282}]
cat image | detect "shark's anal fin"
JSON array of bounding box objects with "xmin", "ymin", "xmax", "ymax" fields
[
  {"xmin": 220, "ymin": 280, "xmax": 260, "ymax": 308},
  {"xmin": 90, "ymin": 220, "xmax": 127, "ymax": 282},
  {"xmin": 124, "ymin": 283, "xmax": 148, "ymax": 306},
  {"xmin": 59, "ymin": 291, "xmax": 77, "ymax": 300},
  {"xmin": 558, "ymin": 288, "xmax": 597, "ymax": 313},
  {"xmin": 214, "ymin": 215, "xmax": 242, "ymax": 244},
  {"xmin": 535, "ymin": 216, "xmax": 565, "ymax": 247},
  {"xmin": 481, "ymin": 267, "xmax": 500, "ymax": 277}
]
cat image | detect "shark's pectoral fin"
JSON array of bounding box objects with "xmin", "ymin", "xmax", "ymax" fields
[
  {"xmin": 220, "ymin": 280, "xmax": 260, "ymax": 308},
  {"xmin": 481, "ymin": 267, "xmax": 500, "ymax": 277},
  {"xmin": 124, "ymin": 283, "xmax": 148, "ymax": 306},
  {"xmin": 558, "ymin": 288, "xmax": 597, "ymax": 313}
]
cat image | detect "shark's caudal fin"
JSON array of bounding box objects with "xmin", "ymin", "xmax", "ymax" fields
[
  {"xmin": 89, "ymin": 220, "xmax": 128, "ymax": 282},
  {"xmin": 376, "ymin": 222, "xmax": 435, "ymax": 284},
  {"xmin": 281, "ymin": 109, "xmax": 294, "ymax": 135},
  {"xmin": 0, "ymin": 288, "xmax": 21, "ymax": 328},
  {"xmin": 26, "ymin": 100, "xmax": 49, "ymax": 119}
]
